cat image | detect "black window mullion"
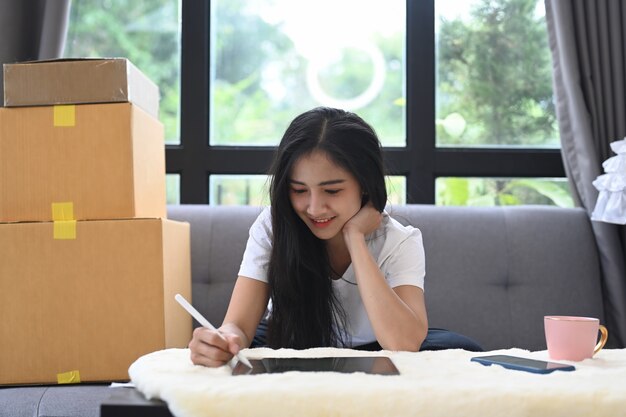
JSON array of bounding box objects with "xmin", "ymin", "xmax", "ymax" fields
[
  {"xmin": 405, "ymin": 0, "xmax": 435, "ymax": 204},
  {"xmin": 174, "ymin": 0, "xmax": 210, "ymax": 203},
  {"xmin": 206, "ymin": 148, "xmax": 275, "ymax": 174},
  {"xmin": 434, "ymin": 148, "xmax": 565, "ymax": 178}
]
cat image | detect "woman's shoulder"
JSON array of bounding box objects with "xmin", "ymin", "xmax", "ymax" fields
[
  {"xmin": 381, "ymin": 211, "xmax": 422, "ymax": 241},
  {"xmin": 366, "ymin": 211, "xmax": 423, "ymax": 256},
  {"xmin": 367, "ymin": 211, "xmax": 424, "ymax": 266},
  {"xmin": 257, "ymin": 206, "xmax": 272, "ymax": 222},
  {"xmin": 249, "ymin": 206, "xmax": 273, "ymax": 236}
]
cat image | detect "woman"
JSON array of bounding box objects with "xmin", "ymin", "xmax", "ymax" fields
[{"xmin": 189, "ymin": 107, "xmax": 480, "ymax": 367}]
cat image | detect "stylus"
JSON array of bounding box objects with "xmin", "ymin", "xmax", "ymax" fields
[{"xmin": 174, "ymin": 293, "xmax": 253, "ymax": 369}]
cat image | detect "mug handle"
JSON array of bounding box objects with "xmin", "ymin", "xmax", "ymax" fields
[{"xmin": 594, "ymin": 325, "xmax": 609, "ymax": 354}]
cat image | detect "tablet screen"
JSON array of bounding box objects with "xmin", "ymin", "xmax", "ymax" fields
[{"xmin": 232, "ymin": 356, "xmax": 399, "ymax": 376}]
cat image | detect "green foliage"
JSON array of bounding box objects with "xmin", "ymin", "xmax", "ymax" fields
[
  {"xmin": 438, "ymin": 178, "xmax": 471, "ymax": 206},
  {"xmin": 437, "ymin": 0, "xmax": 558, "ymax": 146},
  {"xmin": 437, "ymin": 177, "xmax": 574, "ymax": 207},
  {"xmin": 385, "ymin": 176, "xmax": 406, "ymax": 205},
  {"xmin": 210, "ymin": 176, "xmax": 270, "ymax": 205},
  {"xmin": 64, "ymin": 0, "xmax": 180, "ymax": 143},
  {"xmin": 165, "ymin": 174, "xmax": 180, "ymax": 205},
  {"xmin": 433, "ymin": 0, "xmax": 572, "ymax": 207},
  {"xmin": 211, "ymin": 0, "xmax": 405, "ymax": 146},
  {"xmin": 504, "ymin": 178, "xmax": 574, "ymax": 207}
]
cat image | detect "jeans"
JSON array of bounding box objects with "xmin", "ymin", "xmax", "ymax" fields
[{"xmin": 251, "ymin": 320, "xmax": 484, "ymax": 352}]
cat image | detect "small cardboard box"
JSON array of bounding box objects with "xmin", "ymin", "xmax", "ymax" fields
[
  {"xmin": 3, "ymin": 58, "xmax": 159, "ymax": 118},
  {"xmin": 0, "ymin": 218, "xmax": 191, "ymax": 385},
  {"xmin": 0, "ymin": 103, "xmax": 166, "ymax": 222}
]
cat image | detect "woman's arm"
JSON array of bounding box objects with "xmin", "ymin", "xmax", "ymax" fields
[
  {"xmin": 222, "ymin": 276, "xmax": 270, "ymax": 344},
  {"xmin": 188, "ymin": 276, "xmax": 269, "ymax": 367},
  {"xmin": 342, "ymin": 206, "xmax": 428, "ymax": 351}
]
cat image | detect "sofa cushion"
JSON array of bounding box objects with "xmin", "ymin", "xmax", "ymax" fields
[
  {"xmin": 0, "ymin": 385, "xmax": 122, "ymax": 417},
  {"xmin": 38, "ymin": 385, "xmax": 122, "ymax": 417},
  {"xmin": 0, "ymin": 387, "xmax": 46, "ymax": 417}
]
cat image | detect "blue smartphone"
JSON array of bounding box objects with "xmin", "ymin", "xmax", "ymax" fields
[{"xmin": 471, "ymin": 354, "xmax": 575, "ymax": 374}]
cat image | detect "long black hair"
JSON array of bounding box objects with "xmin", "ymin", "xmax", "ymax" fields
[{"xmin": 266, "ymin": 107, "xmax": 387, "ymax": 348}]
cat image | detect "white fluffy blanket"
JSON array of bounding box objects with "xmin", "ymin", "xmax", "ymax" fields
[{"xmin": 129, "ymin": 347, "xmax": 626, "ymax": 417}]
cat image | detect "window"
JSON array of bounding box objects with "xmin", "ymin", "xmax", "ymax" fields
[
  {"xmin": 433, "ymin": 0, "xmax": 572, "ymax": 207},
  {"xmin": 436, "ymin": 0, "xmax": 558, "ymax": 148},
  {"xmin": 174, "ymin": 0, "xmax": 568, "ymax": 206},
  {"xmin": 64, "ymin": 0, "xmax": 570, "ymax": 206},
  {"xmin": 209, "ymin": 0, "xmax": 405, "ymax": 147}
]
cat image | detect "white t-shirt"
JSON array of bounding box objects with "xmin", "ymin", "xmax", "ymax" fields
[{"xmin": 238, "ymin": 207, "xmax": 425, "ymax": 347}]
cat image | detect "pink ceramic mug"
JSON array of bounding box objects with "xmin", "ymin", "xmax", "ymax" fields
[{"xmin": 544, "ymin": 316, "xmax": 608, "ymax": 361}]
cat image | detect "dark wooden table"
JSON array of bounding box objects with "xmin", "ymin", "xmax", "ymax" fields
[{"xmin": 100, "ymin": 387, "xmax": 174, "ymax": 417}]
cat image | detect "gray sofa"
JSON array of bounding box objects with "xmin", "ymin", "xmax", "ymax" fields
[{"xmin": 0, "ymin": 204, "xmax": 605, "ymax": 417}]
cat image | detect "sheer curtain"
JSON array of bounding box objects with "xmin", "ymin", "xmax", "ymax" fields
[
  {"xmin": 0, "ymin": 0, "xmax": 71, "ymax": 104},
  {"xmin": 545, "ymin": 0, "xmax": 626, "ymax": 348}
]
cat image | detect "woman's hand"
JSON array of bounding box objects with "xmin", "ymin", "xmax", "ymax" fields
[
  {"xmin": 188, "ymin": 325, "xmax": 246, "ymax": 367},
  {"xmin": 342, "ymin": 203, "xmax": 382, "ymax": 240}
]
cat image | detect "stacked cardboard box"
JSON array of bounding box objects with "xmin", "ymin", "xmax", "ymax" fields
[{"xmin": 0, "ymin": 59, "xmax": 191, "ymax": 385}]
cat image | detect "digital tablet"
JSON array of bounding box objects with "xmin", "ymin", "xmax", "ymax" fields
[{"xmin": 232, "ymin": 356, "xmax": 400, "ymax": 376}]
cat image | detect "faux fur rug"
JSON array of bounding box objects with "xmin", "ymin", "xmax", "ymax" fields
[{"xmin": 129, "ymin": 347, "xmax": 626, "ymax": 417}]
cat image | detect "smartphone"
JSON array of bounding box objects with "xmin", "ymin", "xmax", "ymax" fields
[{"xmin": 471, "ymin": 354, "xmax": 575, "ymax": 374}]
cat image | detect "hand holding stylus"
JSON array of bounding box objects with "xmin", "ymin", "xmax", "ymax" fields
[{"xmin": 175, "ymin": 293, "xmax": 252, "ymax": 368}]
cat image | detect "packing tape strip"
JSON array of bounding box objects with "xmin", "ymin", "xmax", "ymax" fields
[
  {"xmin": 53, "ymin": 105, "xmax": 76, "ymax": 127},
  {"xmin": 52, "ymin": 202, "xmax": 74, "ymax": 221},
  {"xmin": 52, "ymin": 202, "xmax": 76, "ymax": 240},
  {"xmin": 57, "ymin": 370, "xmax": 81, "ymax": 384},
  {"xmin": 54, "ymin": 220, "xmax": 77, "ymax": 240}
]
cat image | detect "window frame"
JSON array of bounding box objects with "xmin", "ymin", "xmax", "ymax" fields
[{"xmin": 169, "ymin": 0, "xmax": 564, "ymax": 205}]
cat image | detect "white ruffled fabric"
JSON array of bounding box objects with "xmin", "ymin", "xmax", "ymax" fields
[{"xmin": 592, "ymin": 138, "xmax": 626, "ymax": 224}]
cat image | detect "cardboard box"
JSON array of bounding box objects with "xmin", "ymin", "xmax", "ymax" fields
[
  {"xmin": 0, "ymin": 103, "xmax": 166, "ymax": 222},
  {"xmin": 0, "ymin": 218, "xmax": 191, "ymax": 385},
  {"xmin": 3, "ymin": 58, "xmax": 159, "ymax": 118}
]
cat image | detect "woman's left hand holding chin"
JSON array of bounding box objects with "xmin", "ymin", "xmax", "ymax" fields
[{"xmin": 342, "ymin": 203, "xmax": 382, "ymax": 241}]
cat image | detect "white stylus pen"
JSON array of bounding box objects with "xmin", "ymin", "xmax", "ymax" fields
[{"xmin": 175, "ymin": 293, "xmax": 253, "ymax": 368}]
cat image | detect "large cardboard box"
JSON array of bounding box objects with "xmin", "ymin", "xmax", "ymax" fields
[
  {"xmin": 0, "ymin": 103, "xmax": 166, "ymax": 222},
  {"xmin": 3, "ymin": 58, "xmax": 159, "ymax": 118},
  {"xmin": 0, "ymin": 218, "xmax": 191, "ymax": 385}
]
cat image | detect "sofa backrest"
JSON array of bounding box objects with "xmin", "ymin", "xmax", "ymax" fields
[
  {"xmin": 167, "ymin": 205, "xmax": 264, "ymax": 334},
  {"xmin": 167, "ymin": 204, "xmax": 604, "ymax": 351},
  {"xmin": 388, "ymin": 205, "xmax": 604, "ymax": 351}
]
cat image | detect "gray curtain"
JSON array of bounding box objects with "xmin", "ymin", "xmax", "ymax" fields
[
  {"xmin": 0, "ymin": 0, "xmax": 72, "ymax": 105},
  {"xmin": 545, "ymin": 0, "xmax": 626, "ymax": 348}
]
